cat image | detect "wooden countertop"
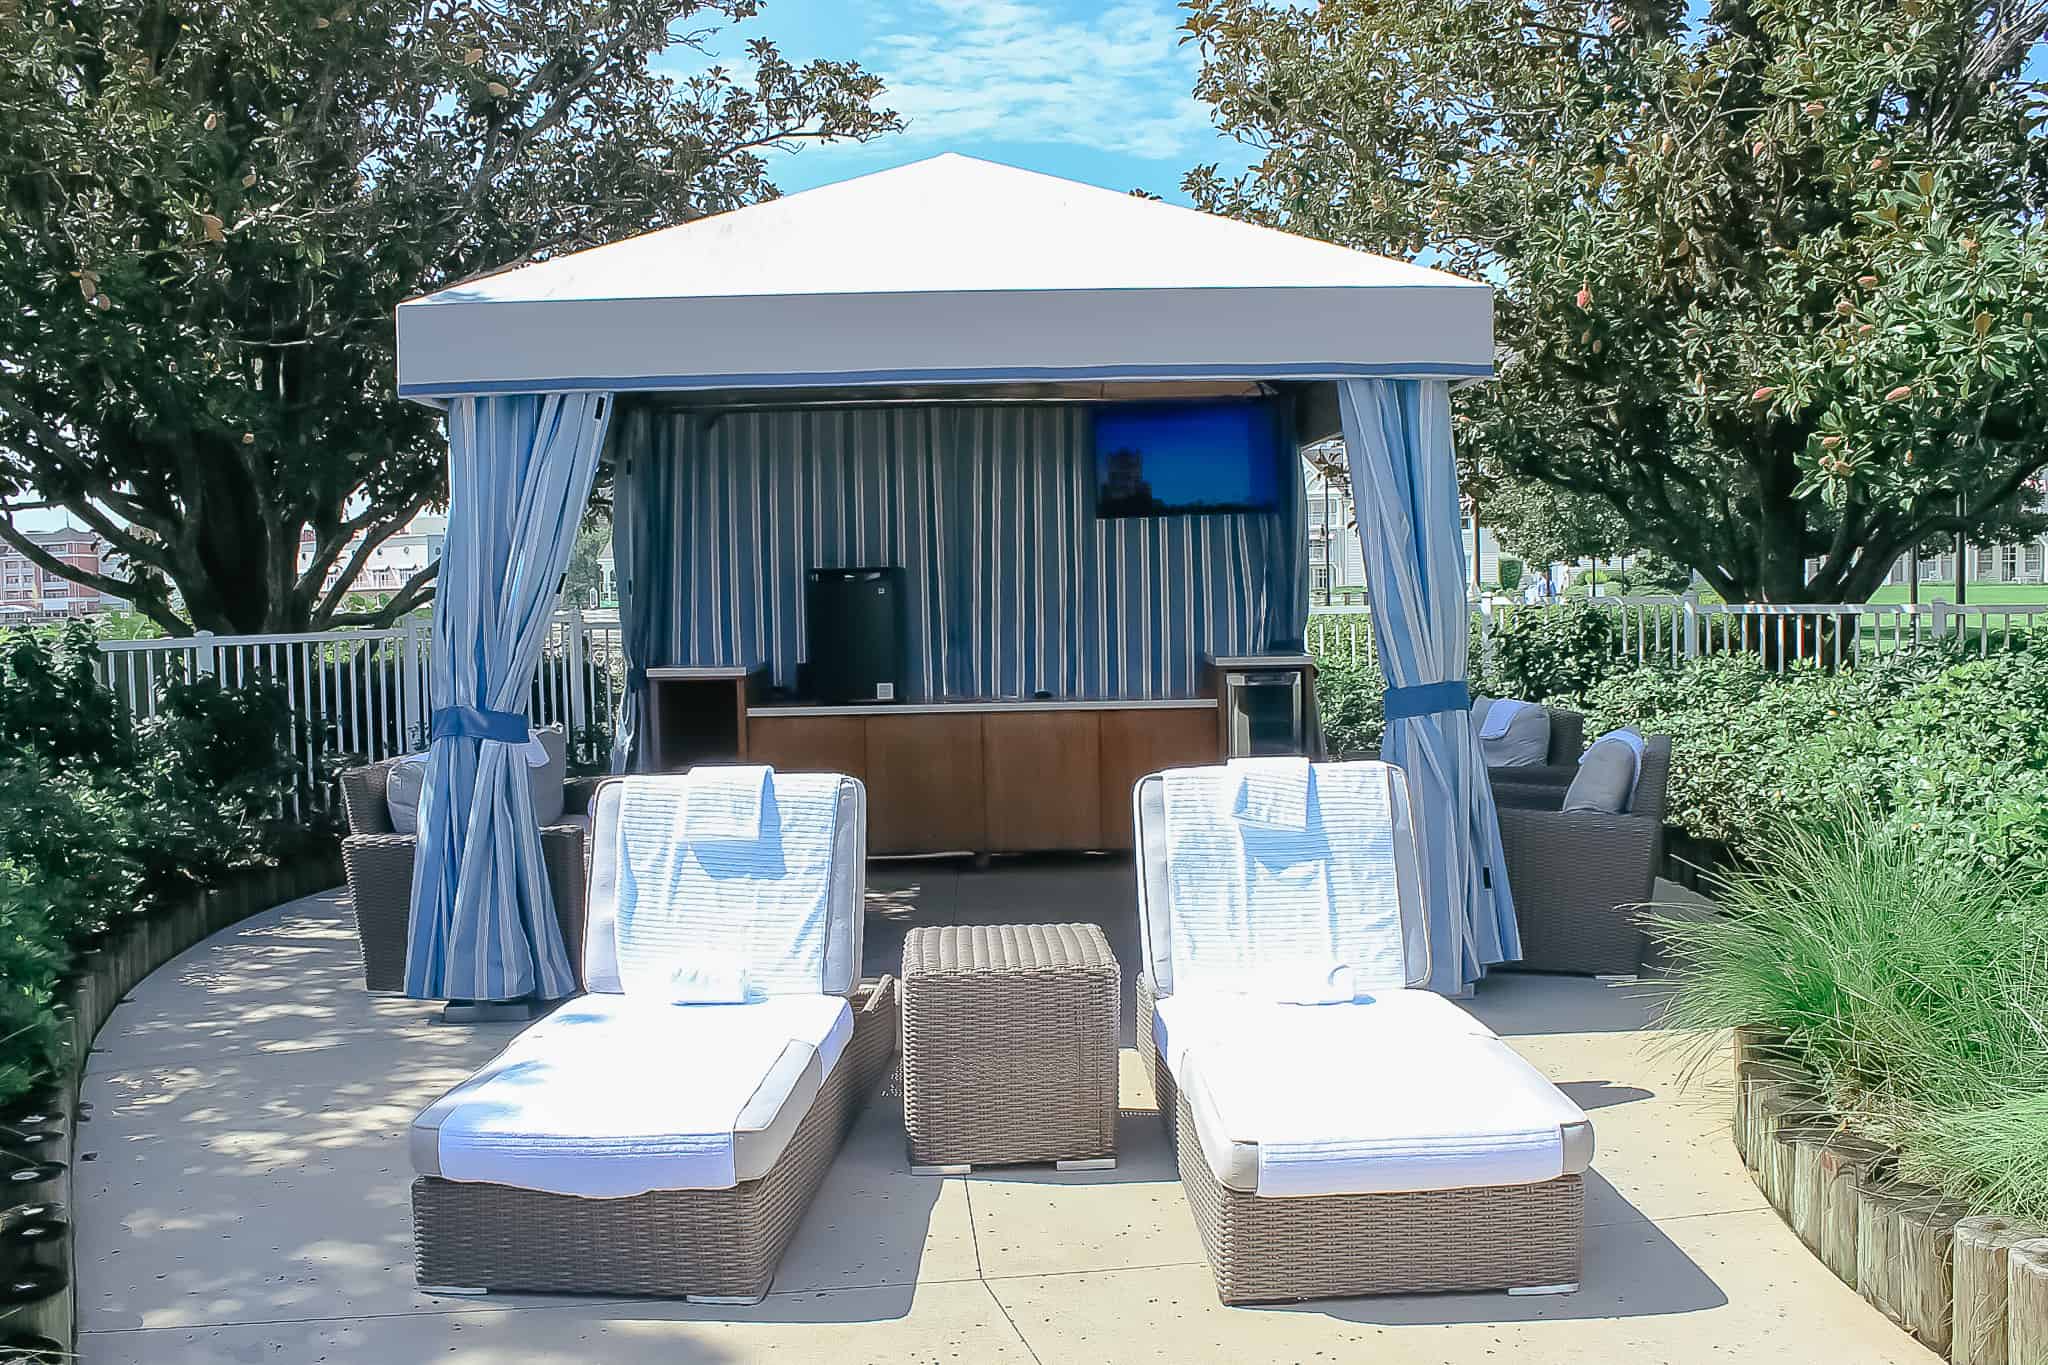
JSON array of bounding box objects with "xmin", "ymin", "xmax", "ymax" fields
[{"xmin": 750, "ymin": 697, "xmax": 1218, "ymax": 718}]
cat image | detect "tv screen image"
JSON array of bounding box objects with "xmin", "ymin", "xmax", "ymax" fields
[{"xmin": 1092, "ymin": 398, "xmax": 1285, "ymax": 518}]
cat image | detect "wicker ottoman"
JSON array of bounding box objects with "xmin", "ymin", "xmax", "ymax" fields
[{"xmin": 901, "ymin": 923, "xmax": 1120, "ymax": 1172}]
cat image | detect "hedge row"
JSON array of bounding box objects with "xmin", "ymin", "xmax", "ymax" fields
[{"xmin": 0, "ymin": 624, "xmax": 302, "ymax": 1103}]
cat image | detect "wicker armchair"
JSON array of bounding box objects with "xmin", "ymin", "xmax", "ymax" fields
[
  {"xmin": 1493, "ymin": 733, "xmax": 1672, "ymax": 976},
  {"xmin": 1484, "ymin": 705, "xmax": 1586, "ymax": 807},
  {"xmin": 339, "ymin": 759, "xmax": 597, "ymax": 994}
]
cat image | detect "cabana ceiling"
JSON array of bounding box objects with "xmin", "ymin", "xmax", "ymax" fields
[{"xmin": 396, "ymin": 153, "xmax": 1492, "ymax": 402}]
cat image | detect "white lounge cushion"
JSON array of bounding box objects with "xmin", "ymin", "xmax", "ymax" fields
[
  {"xmin": 612, "ymin": 769, "xmax": 845, "ymax": 1000},
  {"xmin": 410, "ymin": 993, "xmax": 853, "ymax": 1197},
  {"xmin": 1154, "ymin": 991, "xmax": 1592, "ymax": 1198},
  {"xmin": 1159, "ymin": 761, "xmax": 1421, "ymax": 996},
  {"xmin": 583, "ymin": 777, "xmax": 867, "ymax": 999}
]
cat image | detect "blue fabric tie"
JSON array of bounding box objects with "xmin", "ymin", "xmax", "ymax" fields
[
  {"xmin": 429, "ymin": 706, "xmax": 531, "ymax": 744},
  {"xmin": 1382, "ymin": 680, "xmax": 1472, "ymax": 721}
]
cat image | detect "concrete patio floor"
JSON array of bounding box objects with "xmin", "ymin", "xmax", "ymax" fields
[{"xmin": 76, "ymin": 857, "xmax": 1934, "ymax": 1364}]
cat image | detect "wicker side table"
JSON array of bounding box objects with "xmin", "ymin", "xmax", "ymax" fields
[{"xmin": 901, "ymin": 922, "xmax": 1120, "ymax": 1173}]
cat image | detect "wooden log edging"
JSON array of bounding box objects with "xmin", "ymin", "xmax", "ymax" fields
[
  {"xmin": 1734, "ymin": 1032, "xmax": 2048, "ymax": 1365},
  {"xmin": 5, "ymin": 849, "xmax": 342, "ymax": 1360}
]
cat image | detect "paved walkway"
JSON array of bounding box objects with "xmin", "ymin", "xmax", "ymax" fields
[{"xmin": 77, "ymin": 860, "xmax": 1933, "ymax": 1363}]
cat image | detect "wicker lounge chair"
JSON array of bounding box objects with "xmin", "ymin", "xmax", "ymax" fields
[
  {"xmin": 1133, "ymin": 759, "xmax": 1592, "ymax": 1305},
  {"xmin": 407, "ymin": 769, "xmax": 897, "ymax": 1303},
  {"xmin": 338, "ymin": 753, "xmax": 594, "ymax": 993},
  {"xmin": 1493, "ymin": 733, "xmax": 1673, "ymax": 975}
]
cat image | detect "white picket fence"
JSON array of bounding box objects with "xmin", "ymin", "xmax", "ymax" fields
[
  {"xmin": 1304, "ymin": 594, "xmax": 2048, "ymax": 673},
  {"xmin": 1599, "ymin": 594, "xmax": 2048, "ymax": 669},
  {"xmin": 90, "ymin": 594, "xmax": 2045, "ymax": 815},
  {"xmin": 97, "ymin": 609, "xmax": 625, "ymax": 813}
]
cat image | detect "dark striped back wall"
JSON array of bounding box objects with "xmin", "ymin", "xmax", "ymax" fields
[{"xmin": 609, "ymin": 402, "xmax": 1308, "ymax": 701}]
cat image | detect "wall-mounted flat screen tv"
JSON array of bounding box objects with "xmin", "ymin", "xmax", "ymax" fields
[{"xmin": 1092, "ymin": 398, "xmax": 1286, "ymax": 518}]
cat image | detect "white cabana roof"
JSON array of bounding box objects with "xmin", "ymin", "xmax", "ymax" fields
[{"xmin": 396, "ymin": 153, "xmax": 1492, "ymax": 400}]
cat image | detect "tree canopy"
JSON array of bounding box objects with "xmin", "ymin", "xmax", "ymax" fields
[
  {"xmin": 0, "ymin": 0, "xmax": 898, "ymax": 634},
  {"xmin": 1186, "ymin": 0, "xmax": 2048, "ymax": 603}
]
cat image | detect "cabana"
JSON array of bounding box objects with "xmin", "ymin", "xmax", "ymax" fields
[{"xmin": 392, "ymin": 152, "xmax": 1518, "ymax": 1002}]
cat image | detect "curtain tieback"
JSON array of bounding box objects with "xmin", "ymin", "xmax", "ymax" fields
[
  {"xmin": 1383, "ymin": 681, "xmax": 1471, "ymax": 721},
  {"xmin": 429, "ymin": 706, "xmax": 531, "ymax": 744}
]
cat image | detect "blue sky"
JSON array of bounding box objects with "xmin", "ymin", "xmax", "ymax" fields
[{"xmin": 683, "ymin": 0, "xmax": 1251, "ymax": 203}]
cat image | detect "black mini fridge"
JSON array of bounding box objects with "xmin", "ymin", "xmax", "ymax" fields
[{"xmin": 805, "ymin": 566, "xmax": 905, "ymax": 704}]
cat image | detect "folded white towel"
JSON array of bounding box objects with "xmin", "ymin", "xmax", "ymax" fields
[
  {"xmin": 663, "ymin": 951, "xmax": 752, "ymax": 1004},
  {"xmin": 1222, "ymin": 756, "xmax": 1311, "ymax": 831},
  {"xmin": 1478, "ymin": 698, "xmax": 1534, "ymax": 741},
  {"xmin": 682, "ymin": 765, "xmax": 772, "ymax": 842}
]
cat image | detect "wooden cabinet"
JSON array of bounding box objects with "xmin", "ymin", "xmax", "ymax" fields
[
  {"xmin": 746, "ymin": 714, "xmax": 867, "ymax": 781},
  {"xmin": 737, "ymin": 703, "xmax": 1215, "ymax": 855},
  {"xmin": 864, "ymin": 713, "xmax": 986, "ymax": 854},
  {"xmin": 1099, "ymin": 707, "xmax": 1221, "ymax": 848},
  {"xmin": 983, "ymin": 711, "xmax": 1103, "ymax": 851}
]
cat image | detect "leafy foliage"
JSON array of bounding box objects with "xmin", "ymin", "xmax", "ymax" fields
[
  {"xmin": 1580, "ymin": 642, "xmax": 2048, "ymax": 869},
  {"xmin": 1654, "ymin": 812, "xmax": 2048, "ymax": 1218},
  {"xmin": 1185, "ymin": 0, "xmax": 2048, "ymax": 604},
  {"xmin": 1484, "ymin": 600, "xmax": 1626, "ymax": 703},
  {"xmin": 0, "ymin": 1, "xmax": 899, "ymax": 633},
  {"xmin": 0, "ymin": 625, "xmax": 300, "ymax": 1105}
]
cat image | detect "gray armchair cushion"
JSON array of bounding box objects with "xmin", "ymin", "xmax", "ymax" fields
[
  {"xmin": 1473, "ymin": 697, "xmax": 1552, "ymax": 768},
  {"xmin": 383, "ymin": 724, "xmax": 568, "ymax": 832},
  {"xmin": 386, "ymin": 757, "xmax": 428, "ymax": 834},
  {"xmin": 529, "ymin": 726, "xmax": 567, "ymax": 825},
  {"xmin": 1562, "ymin": 734, "xmax": 1639, "ymax": 814}
]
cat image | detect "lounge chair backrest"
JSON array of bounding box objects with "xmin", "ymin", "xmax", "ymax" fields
[
  {"xmin": 1546, "ymin": 708, "xmax": 1586, "ymax": 765},
  {"xmin": 582, "ymin": 771, "xmax": 867, "ymax": 998},
  {"xmin": 1133, "ymin": 760, "xmax": 1428, "ymax": 998}
]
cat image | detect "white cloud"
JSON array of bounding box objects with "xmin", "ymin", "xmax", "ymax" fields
[{"xmin": 869, "ymin": 0, "xmax": 1215, "ymax": 160}]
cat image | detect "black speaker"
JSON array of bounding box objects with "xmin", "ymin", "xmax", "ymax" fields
[{"xmin": 805, "ymin": 567, "xmax": 904, "ymax": 704}]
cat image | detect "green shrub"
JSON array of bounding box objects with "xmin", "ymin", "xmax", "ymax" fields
[
  {"xmin": 126, "ymin": 675, "xmax": 298, "ymax": 892},
  {"xmin": 0, "ymin": 626, "xmax": 300, "ymax": 1108},
  {"xmin": 1478, "ymin": 600, "xmax": 1624, "ymax": 704},
  {"xmin": 1654, "ymin": 813, "xmax": 2048, "ymax": 1218},
  {"xmin": 1315, "ymin": 653, "xmax": 1386, "ymax": 756},
  {"xmin": 1581, "ymin": 642, "xmax": 2048, "ymax": 872}
]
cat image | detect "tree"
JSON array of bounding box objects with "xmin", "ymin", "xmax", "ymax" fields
[
  {"xmin": 0, "ymin": 1, "xmax": 897, "ymax": 635},
  {"xmin": 1185, "ymin": 0, "xmax": 2048, "ymax": 604},
  {"xmin": 562, "ymin": 509, "xmax": 613, "ymax": 610}
]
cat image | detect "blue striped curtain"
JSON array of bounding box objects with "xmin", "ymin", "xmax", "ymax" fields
[
  {"xmin": 1339, "ymin": 379, "xmax": 1518, "ymax": 994},
  {"xmin": 610, "ymin": 402, "xmax": 1304, "ymax": 745},
  {"xmin": 407, "ymin": 392, "xmax": 611, "ymax": 1001}
]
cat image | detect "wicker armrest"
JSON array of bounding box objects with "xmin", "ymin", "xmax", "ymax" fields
[
  {"xmin": 1488, "ymin": 765, "xmax": 1577, "ymax": 811},
  {"xmin": 537, "ymin": 825, "xmax": 588, "ymax": 987},
  {"xmin": 1495, "ymin": 806, "xmax": 1662, "ymax": 975},
  {"xmin": 562, "ymin": 775, "xmax": 602, "ymax": 816},
  {"xmin": 342, "ymin": 831, "xmax": 416, "ymax": 990},
  {"xmin": 339, "ymin": 759, "xmax": 399, "ymax": 835}
]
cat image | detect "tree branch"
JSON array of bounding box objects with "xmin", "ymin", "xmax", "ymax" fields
[
  {"xmin": 311, "ymin": 495, "xmax": 432, "ymax": 620},
  {"xmin": 0, "ymin": 510, "xmax": 181, "ymax": 631},
  {"xmin": 325, "ymin": 559, "xmax": 439, "ymax": 627}
]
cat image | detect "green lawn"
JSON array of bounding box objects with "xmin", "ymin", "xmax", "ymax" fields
[{"xmin": 1867, "ymin": 582, "xmax": 2048, "ymax": 606}]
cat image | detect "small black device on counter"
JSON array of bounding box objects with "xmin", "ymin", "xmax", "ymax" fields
[{"xmin": 806, "ymin": 566, "xmax": 905, "ymax": 705}]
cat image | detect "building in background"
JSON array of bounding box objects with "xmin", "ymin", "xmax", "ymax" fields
[
  {"xmin": 1303, "ymin": 460, "xmax": 1506, "ymax": 602},
  {"xmin": 0, "ymin": 523, "xmax": 126, "ymax": 619},
  {"xmin": 1799, "ymin": 535, "xmax": 2048, "ymax": 593},
  {"xmin": 298, "ymin": 513, "xmax": 447, "ymax": 604}
]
